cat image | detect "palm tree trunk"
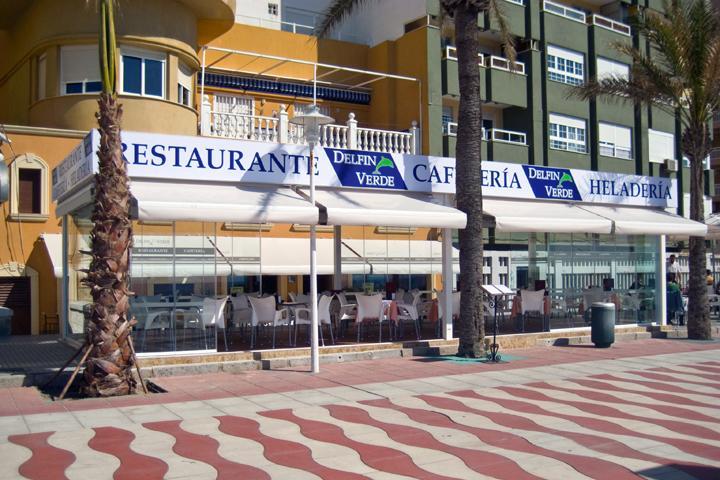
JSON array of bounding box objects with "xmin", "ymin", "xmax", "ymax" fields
[
  {"xmin": 687, "ymin": 136, "xmax": 711, "ymax": 340},
  {"xmin": 82, "ymin": 92, "xmax": 137, "ymax": 396},
  {"xmin": 454, "ymin": 5, "xmax": 485, "ymax": 357}
]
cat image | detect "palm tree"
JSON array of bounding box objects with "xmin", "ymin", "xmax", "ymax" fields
[
  {"xmin": 82, "ymin": 0, "xmax": 137, "ymax": 395},
  {"xmin": 318, "ymin": 0, "xmax": 514, "ymax": 356},
  {"xmin": 576, "ymin": 0, "xmax": 719, "ymax": 340}
]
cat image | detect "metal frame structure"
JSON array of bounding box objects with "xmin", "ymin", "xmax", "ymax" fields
[{"xmin": 198, "ymin": 46, "xmax": 423, "ymax": 134}]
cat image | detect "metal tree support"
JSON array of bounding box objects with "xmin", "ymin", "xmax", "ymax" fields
[{"xmin": 482, "ymin": 284, "xmax": 515, "ymax": 362}]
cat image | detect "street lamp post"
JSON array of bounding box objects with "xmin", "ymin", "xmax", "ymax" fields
[{"xmin": 289, "ymin": 105, "xmax": 334, "ymax": 373}]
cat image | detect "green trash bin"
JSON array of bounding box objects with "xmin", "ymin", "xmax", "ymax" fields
[
  {"xmin": 591, "ymin": 302, "xmax": 615, "ymax": 348},
  {"xmin": 0, "ymin": 307, "xmax": 12, "ymax": 337}
]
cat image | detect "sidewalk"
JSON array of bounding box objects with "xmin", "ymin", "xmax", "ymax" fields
[{"xmin": 1, "ymin": 338, "xmax": 719, "ymax": 479}]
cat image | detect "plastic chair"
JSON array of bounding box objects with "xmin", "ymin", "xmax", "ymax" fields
[
  {"xmin": 248, "ymin": 296, "xmax": 290, "ymax": 349},
  {"xmin": 396, "ymin": 290, "xmax": 422, "ymax": 340},
  {"xmin": 294, "ymin": 294, "xmax": 335, "ymax": 346},
  {"xmin": 519, "ymin": 289, "xmax": 545, "ymax": 332},
  {"xmin": 202, "ymin": 296, "xmax": 229, "ymax": 350},
  {"xmin": 355, "ymin": 293, "xmax": 385, "ymax": 342},
  {"xmin": 336, "ymin": 292, "xmax": 357, "ymax": 336},
  {"xmin": 131, "ymin": 297, "xmax": 172, "ymax": 351}
]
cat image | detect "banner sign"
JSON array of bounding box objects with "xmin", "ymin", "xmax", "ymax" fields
[{"xmin": 52, "ymin": 130, "xmax": 678, "ymax": 208}]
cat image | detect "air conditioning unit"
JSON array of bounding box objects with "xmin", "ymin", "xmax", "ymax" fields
[{"xmin": 665, "ymin": 158, "xmax": 678, "ymax": 172}]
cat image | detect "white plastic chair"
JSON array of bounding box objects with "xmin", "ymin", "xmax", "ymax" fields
[
  {"xmin": 201, "ymin": 296, "xmax": 229, "ymax": 350},
  {"xmin": 131, "ymin": 297, "xmax": 172, "ymax": 351},
  {"xmin": 336, "ymin": 292, "xmax": 357, "ymax": 335},
  {"xmin": 355, "ymin": 293, "xmax": 385, "ymax": 342},
  {"xmin": 519, "ymin": 289, "xmax": 545, "ymax": 332},
  {"xmin": 230, "ymin": 294, "xmax": 252, "ymax": 329},
  {"xmin": 294, "ymin": 294, "xmax": 335, "ymax": 346},
  {"xmin": 396, "ymin": 290, "xmax": 423, "ymax": 340},
  {"xmin": 248, "ymin": 295, "xmax": 290, "ymax": 349}
]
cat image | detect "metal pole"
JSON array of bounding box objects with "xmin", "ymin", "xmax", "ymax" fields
[
  {"xmin": 200, "ymin": 47, "xmax": 207, "ymax": 109},
  {"xmin": 334, "ymin": 226, "xmax": 342, "ymax": 290},
  {"xmin": 310, "ymin": 144, "xmax": 319, "ymax": 373},
  {"xmin": 313, "ymin": 64, "xmax": 317, "ymax": 104},
  {"xmin": 657, "ymin": 234, "xmax": 667, "ymax": 326},
  {"xmin": 441, "ymin": 227, "xmax": 453, "ymax": 340}
]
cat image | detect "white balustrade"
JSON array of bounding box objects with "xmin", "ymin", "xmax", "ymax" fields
[
  {"xmin": 211, "ymin": 111, "xmax": 279, "ymax": 142},
  {"xmin": 206, "ymin": 110, "xmax": 416, "ymax": 155}
]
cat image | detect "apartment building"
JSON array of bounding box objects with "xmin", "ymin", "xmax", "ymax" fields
[{"xmin": 0, "ymin": 0, "xmax": 709, "ymax": 352}]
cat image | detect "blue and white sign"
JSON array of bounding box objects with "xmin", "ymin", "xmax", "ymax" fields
[{"xmin": 52, "ymin": 130, "xmax": 678, "ymax": 208}]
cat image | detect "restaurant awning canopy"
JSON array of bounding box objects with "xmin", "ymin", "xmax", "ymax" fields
[
  {"xmin": 130, "ymin": 181, "xmax": 319, "ymax": 225},
  {"xmin": 578, "ymin": 204, "xmax": 708, "ymax": 236},
  {"xmin": 482, "ymin": 198, "xmax": 613, "ymax": 234},
  {"xmin": 307, "ymin": 188, "xmax": 467, "ymax": 229}
]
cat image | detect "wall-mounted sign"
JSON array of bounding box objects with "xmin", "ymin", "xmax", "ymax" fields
[{"xmin": 52, "ymin": 130, "xmax": 678, "ymax": 208}]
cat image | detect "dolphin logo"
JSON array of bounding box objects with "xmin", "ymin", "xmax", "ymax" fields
[
  {"xmin": 372, "ymin": 156, "xmax": 395, "ymax": 175},
  {"xmin": 557, "ymin": 172, "xmax": 574, "ymax": 188}
]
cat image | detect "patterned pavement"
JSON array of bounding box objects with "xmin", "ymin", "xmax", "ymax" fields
[{"xmin": 0, "ymin": 343, "xmax": 719, "ymax": 479}]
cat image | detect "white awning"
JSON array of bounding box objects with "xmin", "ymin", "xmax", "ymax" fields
[
  {"xmin": 578, "ymin": 204, "xmax": 708, "ymax": 236},
  {"xmin": 130, "ymin": 181, "xmax": 318, "ymax": 225},
  {"xmin": 308, "ymin": 189, "xmax": 467, "ymax": 229},
  {"xmin": 482, "ymin": 198, "xmax": 613, "ymax": 234}
]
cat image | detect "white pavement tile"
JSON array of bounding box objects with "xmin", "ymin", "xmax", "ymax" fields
[
  {"xmin": 118, "ymin": 404, "xmax": 181, "ymax": 423},
  {"xmin": 72, "ymin": 407, "xmax": 133, "ymax": 428},
  {"xmin": 164, "ymin": 400, "xmax": 224, "ymax": 420},
  {"xmin": 0, "ymin": 415, "xmax": 29, "ymax": 436},
  {"xmin": 24, "ymin": 412, "xmax": 82, "ymax": 433}
]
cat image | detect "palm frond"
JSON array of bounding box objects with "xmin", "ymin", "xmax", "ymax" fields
[
  {"xmin": 487, "ymin": 0, "xmax": 515, "ymax": 64},
  {"xmin": 316, "ymin": 0, "xmax": 369, "ymax": 39}
]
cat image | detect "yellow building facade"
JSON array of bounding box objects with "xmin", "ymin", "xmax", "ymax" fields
[{"xmin": 0, "ymin": 0, "xmax": 439, "ymax": 338}]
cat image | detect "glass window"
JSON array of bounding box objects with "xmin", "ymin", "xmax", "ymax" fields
[
  {"xmin": 599, "ymin": 122, "xmax": 632, "ymax": 159},
  {"xmin": 597, "ymin": 57, "xmax": 630, "ymax": 82},
  {"xmin": 177, "ymin": 62, "xmax": 193, "ymax": 107},
  {"xmin": 122, "ymin": 55, "xmax": 142, "ymax": 94},
  {"xmin": 37, "ymin": 53, "xmax": 46, "ymax": 100},
  {"xmin": 547, "ymin": 45, "xmax": 584, "ymax": 85},
  {"xmin": 121, "ymin": 47, "xmax": 166, "ymax": 98},
  {"xmin": 549, "ymin": 113, "xmax": 587, "ymax": 153},
  {"xmin": 648, "ymin": 129, "xmax": 675, "ymax": 164},
  {"xmin": 60, "ymin": 45, "xmax": 102, "ymax": 95}
]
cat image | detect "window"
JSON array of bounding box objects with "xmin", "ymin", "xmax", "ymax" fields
[
  {"xmin": 547, "ymin": 45, "xmax": 584, "ymax": 85},
  {"xmin": 37, "ymin": 53, "xmax": 46, "ymax": 101},
  {"xmin": 60, "ymin": 45, "xmax": 102, "ymax": 94},
  {"xmin": 177, "ymin": 62, "xmax": 193, "ymax": 107},
  {"xmin": 648, "ymin": 129, "xmax": 674, "ymax": 164},
  {"xmin": 549, "ymin": 113, "xmax": 586, "ymax": 153},
  {"xmin": 268, "ymin": 3, "xmax": 278, "ymax": 15},
  {"xmin": 121, "ymin": 47, "xmax": 166, "ymax": 98},
  {"xmin": 596, "ymin": 57, "xmax": 629, "ymax": 82},
  {"xmin": 599, "ymin": 123, "xmax": 632, "ymax": 159},
  {"xmin": 9, "ymin": 154, "xmax": 49, "ymax": 221},
  {"xmin": 18, "ymin": 169, "xmax": 41, "ymax": 214},
  {"xmin": 482, "ymin": 119, "xmax": 493, "ymax": 140}
]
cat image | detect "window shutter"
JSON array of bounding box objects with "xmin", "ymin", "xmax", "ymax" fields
[
  {"xmin": 648, "ymin": 129, "xmax": 674, "ymax": 163},
  {"xmin": 18, "ymin": 169, "xmax": 41, "ymax": 214}
]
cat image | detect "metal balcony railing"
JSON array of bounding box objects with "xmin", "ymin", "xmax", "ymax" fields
[
  {"xmin": 589, "ymin": 14, "xmax": 631, "ymax": 36},
  {"xmin": 543, "ymin": 0, "xmax": 586, "ymax": 23},
  {"xmin": 203, "ymin": 105, "xmax": 419, "ymax": 155}
]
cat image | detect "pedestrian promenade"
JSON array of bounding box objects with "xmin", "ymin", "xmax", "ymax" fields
[{"xmin": 1, "ymin": 338, "xmax": 719, "ymax": 479}]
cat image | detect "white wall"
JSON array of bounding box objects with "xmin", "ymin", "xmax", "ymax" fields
[
  {"xmin": 235, "ymin": 0, "xmax": 283, "ymax": 29},
  {"xmin": 282, "ymin": 0, "xmax": 428, "ymax": 46}
]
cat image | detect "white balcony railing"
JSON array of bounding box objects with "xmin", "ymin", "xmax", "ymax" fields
[
  {"xmin": 203, "ymin": 102, "xmax": 419, "ymax": 155},
  {"xmin": 444, "ymin": 46, "xmax": 525, "ymax": 75},
  {"xmin": 445, "ymin": 123, "xmax": 527, "ymax": 146},
  {"xmin": 590, "ymin": 14, "xmax": 631, "ymax": 36},
  {"xmin": 543, "ymin": 0, "xmax": 586, "ymax": 24},
  {"xmin": 487, "ymin": 55, "xmax": 526, "ymax": 75}
]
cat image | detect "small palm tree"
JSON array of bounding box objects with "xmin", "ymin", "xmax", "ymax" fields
[
  {"xmin": 318, "ymin": 0, "xmax": 514, "ymax": 357},
  {"xmin": 82, "ymin": 0, "xmax": 137, "ymax": 395},
  {"xmin": 575, "ymin": 0, "xmax": 719, "ymax": 340}
]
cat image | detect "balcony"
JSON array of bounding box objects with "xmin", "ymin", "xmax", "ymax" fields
[
  {"xmin": 442, "ymin": 47, "xmax": 527, "ymax": 107},
  {"xmin": 542, "ymin": 0, "xmax": 588, "ymax": 48},
  {"xmin": 589, "ymin": 14, "xmax": 630, "ymax": 36},
  {"xmin": 201, "ymin": 103, "xmax": 419, "ymax": 154},
  {"xmin": 443, "ymin": 123, "xmax": 529, "ymax": 163}
]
